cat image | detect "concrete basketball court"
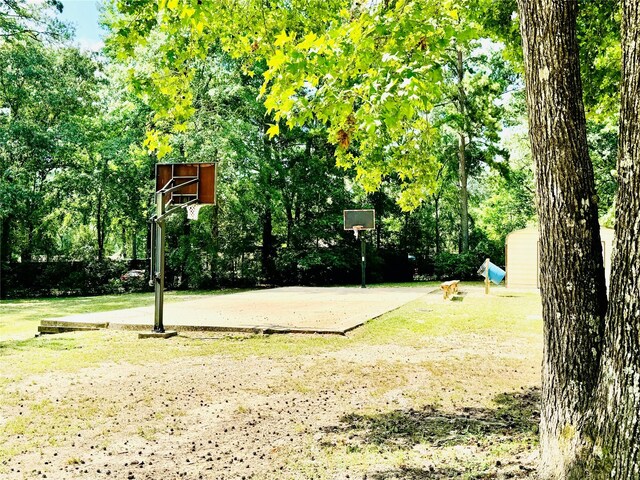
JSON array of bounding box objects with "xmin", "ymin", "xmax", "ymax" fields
[{"xmin": 40, "ymin": 287, "xmax": 431, "ymax": 335}]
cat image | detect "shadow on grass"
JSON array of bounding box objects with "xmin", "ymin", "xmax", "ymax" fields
[
  {"xmin": 325, "ymin": 388, "xmax": 539, "ymax": 448},
  {"xmin": 323, "ymin": 388, "xmax": 540, "ymax": 478},
  {"xmin": 366, "ymin": 465, "xmax": 486, "ymax": 479}
]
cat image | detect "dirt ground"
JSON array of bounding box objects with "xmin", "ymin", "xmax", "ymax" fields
[{"xmin": 1, "ymin": 289, "xmax": 542, "ymax": 479}]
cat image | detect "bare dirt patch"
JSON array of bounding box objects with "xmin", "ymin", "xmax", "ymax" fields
[
  {"xmin": 1, "ymin": 337, "xmax": 540, "ymax": 480},
  {"xmin": 1, "ymin": 289, "xmax": 543, "ymax": 479}
]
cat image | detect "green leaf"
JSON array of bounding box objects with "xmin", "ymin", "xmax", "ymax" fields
[
  {"xmin": 267, "ymin": 50, "xmax": 287, "ymax": 70},
  {"xmin": 266, "ymin": 123, "xmax": 280, "ymax": 138}
]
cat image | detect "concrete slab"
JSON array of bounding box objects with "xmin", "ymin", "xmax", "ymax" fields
[
  {"xmin": 41, "ymin": 287, "xmax": 429, "ymax": 335},
  {"xmin": 138, "ymin": 331, "xmax": 178, "ymax": 339}
]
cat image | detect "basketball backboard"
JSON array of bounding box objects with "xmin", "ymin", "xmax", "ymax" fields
[
  {"xmin": 156, "ymin": 163, "xmax": 216, "ymax": 205},
  {"xmin": 344, "ymin": 209, "xmax": 375, "ymax": 230}
]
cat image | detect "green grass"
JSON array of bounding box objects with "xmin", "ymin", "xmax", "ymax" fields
[
  {"xmin": 355, "ymin": 290, "xmax": 541, "ymax": 345},
  {"xmin": 0, "ymin": 288, "xmax": 542, "ymax": 387}
]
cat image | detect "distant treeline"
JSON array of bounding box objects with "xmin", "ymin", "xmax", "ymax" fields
[{"xmin": 0, "ymin": 249, "xmax": 493, "ymax": 299}]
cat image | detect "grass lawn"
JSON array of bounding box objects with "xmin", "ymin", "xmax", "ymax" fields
[{"xmin": 0, "ymin": 285, "xmax": 542, "ymax": 479}]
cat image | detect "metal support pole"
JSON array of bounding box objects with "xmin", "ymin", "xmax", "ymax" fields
[
  {"xmin": 153, "ymin": 192, "xmax": 166, "ymax": 333},
  {"xmin": 361, "ymin": 233, "xmax": 366, "ymax": 289},
  {"xmin": 149, "ymin": 220, "xmax": 156, "ymax": 287}
]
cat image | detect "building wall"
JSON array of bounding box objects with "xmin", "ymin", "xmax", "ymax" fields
[
  {"xmin": 505, "ymin": 227, "xmax": 614, "ymax": 289},
  {"xmin": 505, "ymin": 227, "xmax": 539, "ymax": 288},
  {"xmin": 600, "ymin": 228, "xmax": 614, "ymax": 288}
]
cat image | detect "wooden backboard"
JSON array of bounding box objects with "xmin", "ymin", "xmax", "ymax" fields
[
  {"xmin": 156, "ymin": 163, "xmax": 216, "ymax": 205},
  {"xmin": 344, "ymin": 209, "xmax": 375, "ymax": 230}
]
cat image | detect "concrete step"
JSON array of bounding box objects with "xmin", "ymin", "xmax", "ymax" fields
[
  {"xmin": 37, "ymin": 325, "xmax": 101, "ymax": 335},
  {"xmin": 40, "ymin": 320, "xmax": 108, "ymax": 329}
]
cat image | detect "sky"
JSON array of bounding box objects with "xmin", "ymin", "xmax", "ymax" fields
[{"xmin": 59, "ymin": 0, "xmax": 104, "ymax": 51}]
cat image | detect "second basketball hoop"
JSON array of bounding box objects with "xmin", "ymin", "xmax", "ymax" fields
[{"xmin": 344, "ymin": 209, "xmax": 375, "ymax": 288}]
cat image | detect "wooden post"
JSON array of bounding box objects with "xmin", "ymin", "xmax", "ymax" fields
[{"xmin": 484, "ymin": 258, "xmax": 490, "ymax": 295}]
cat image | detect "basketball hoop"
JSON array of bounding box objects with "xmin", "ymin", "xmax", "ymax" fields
[
  {"xmin": 151, "ymin": 162, "xmax": 216, "ymax": 336},
  {"xmin": 343, "ymin": 210, "xmax": 375, "ymax": 289},
  {"xmin": 186, "ymin": 203, "xmax": 204, "ymax": 221}
]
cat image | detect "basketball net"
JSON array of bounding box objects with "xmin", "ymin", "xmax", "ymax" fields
[
  {"xmin": 353, "ymin": 225, "xmax": 364, "ymax": 239},
  {"xmin": 186, "ymin": 204, "xmax": 204, "ymax": 221}
]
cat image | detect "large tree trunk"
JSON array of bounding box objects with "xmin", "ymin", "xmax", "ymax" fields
[
  {"xmin": 517, "ymin": 0, "xmax": 608, "ymax": 477},
  {"xmin": 588, "ymin": 1, "xmax": 640, "ymax": 476}
]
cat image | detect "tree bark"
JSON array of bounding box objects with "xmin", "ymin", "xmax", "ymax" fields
[
  {"xmin": 210, "ymin": 204, "xmax": 219, "ymax": 287},
  {"xmin": 262, "ymin": 199, "xmax": 275, "ymax": 284},
  {"xmin": 96, "ymin": 190, "xmax": 104, "ymax": 261},
  {"xmin": 0, "ymin": 216, "xmax": 11, "ymax": 262},
  {"xmin": 285, "ymin": 201, "xmax": 294, "ymax": 248},
  {"xmin": 132, "ymin": 230, "xmax": 138, "ymax": 261},
  {"xmin": 434, "ymin": 195, "xmax": 441, "ymax": 255},
  {"xmin": 21, "ymin": 219, "xmax": 33, "ymax": 262},
  {"xmin": 587, "ymin": 1, "xmax": 640, "ymax": 476},
  {"xmin": 457, "ymin": 48, "xmax": 469, "ymax": 253},
  {"xmin": 517, "ymin": 0, "xmax": 608, "ymax": 477},
  {"xmin": 458, "ymin": 131, "xmax": 468, "ymax": 253},
  {"xmin": 181, "ymin": 214, "xmax": 191, "ymax": 288},
  {"xmin": 121, "ymin": 226, "xmax": 127, "ymax": 259}
]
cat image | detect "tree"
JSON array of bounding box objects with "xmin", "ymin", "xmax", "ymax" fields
[
  {"xmin": 134, "ymin": 45, "xmax": 359, "ymax": 287},
  {"xmin": 589, "ymin": 0, "xmax": 640, "ymax": 476},
  {"xmin": 106, "ymin": 0, "xmax": 468, "ymax": 208},
  {"xmin": 0, "ymin": 41, "xmax": 101, "ymax": 261},
  {"xmin": 518, "ymin": 0, "xmax": 640, "ymax": 477},
  {"xmin": 434, "ymin": 46, "xmax": 514, "ymax": 252},
  {"xmin": 0, "ymin": 0, "xmax": 66, "ymax": 42}
]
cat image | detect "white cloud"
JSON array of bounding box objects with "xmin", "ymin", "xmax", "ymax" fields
[{"xmin": 78, "ymin": 37, "xmax": 104, "ymax": 52}]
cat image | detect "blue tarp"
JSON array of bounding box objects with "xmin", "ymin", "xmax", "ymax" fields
[{"xmin": 478, "ymin": 261, "xmax": 506, "ymax": 285}]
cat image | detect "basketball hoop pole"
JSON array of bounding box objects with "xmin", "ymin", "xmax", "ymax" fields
[
  {"xmin": 151, "ymin": 179, "xmax": 201, "ymax": 334},
  {"xmin": 153, "ymin": 191, "xmax": 166, "ymax": 333},
  {"xmin": 345, "ymin": 212, "xmax": 374, "ymax": 289},
  {"xmin": 351, "ymin": 226, "xmax": 366, "ymax": 288},
  {"xmin": 360, "ymin": 231, "xmax": 366, "ymax": 289},
  {"xmin": 144, "ymin": 163, "xmax": 216, "ymax": 339},
  {"xmin": 151, "ymin": 190, "xmax": 196, "ymax": 333}
]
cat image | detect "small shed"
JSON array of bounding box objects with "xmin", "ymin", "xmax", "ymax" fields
[{"xmin": 505, "ymin": 226, "xmax": 615, "ymax": 289}]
